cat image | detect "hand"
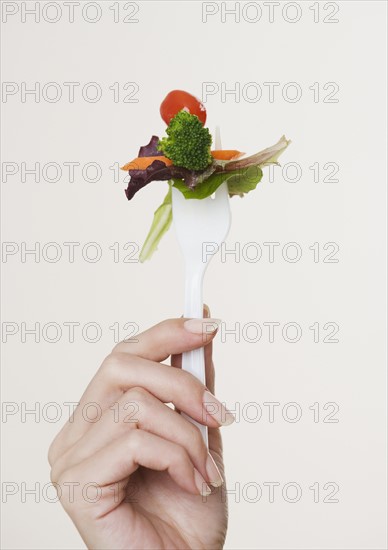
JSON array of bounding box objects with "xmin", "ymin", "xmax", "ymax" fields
[{"xmin": 48, "ymin": 308, "xmax": 234, "ymax": 550}]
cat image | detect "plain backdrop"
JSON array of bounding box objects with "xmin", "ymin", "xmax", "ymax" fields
[{"xmin": 1, "ymin": 1, "xmax": 387, "ymax": 549}]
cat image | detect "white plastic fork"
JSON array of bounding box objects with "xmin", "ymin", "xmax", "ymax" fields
[{"xmin": 172, "ymin": 127, "xmax": 231, "ymax": 445}]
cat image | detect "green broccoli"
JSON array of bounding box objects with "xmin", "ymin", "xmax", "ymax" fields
[{"xmin": 158, "ymin": 110, "xmax": 212, "ymax": 171}]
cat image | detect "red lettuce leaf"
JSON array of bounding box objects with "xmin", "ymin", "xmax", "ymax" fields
[
  {"xmin": 138, "ymin": 135, "xmax": 163, "ymax": 157},
  {"xmin": 125, "ymin": 159, "xmax": 170, "ymax": 200},
  {"xmin": 125, "ymin": 136, "xmax": 214, "ymax": 200}
]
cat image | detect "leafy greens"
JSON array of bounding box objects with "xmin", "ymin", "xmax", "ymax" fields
[{"xmin": 138, "ymin": 135, "xmax": 290, "ymax": 261}]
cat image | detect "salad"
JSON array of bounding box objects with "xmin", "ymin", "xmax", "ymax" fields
[{"xmin": 122, "ymin": 90, "xmax": 290, "ymax": 261}]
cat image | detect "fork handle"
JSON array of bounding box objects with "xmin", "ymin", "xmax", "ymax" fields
[{"xmin": 182, "ymin": 267, "xmax": 208, "ymax": 446}]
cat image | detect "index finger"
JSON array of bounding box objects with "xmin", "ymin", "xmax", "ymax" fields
[{"xmin": 113, "ymin": 316, "xmax": 220, "ymax": 363}]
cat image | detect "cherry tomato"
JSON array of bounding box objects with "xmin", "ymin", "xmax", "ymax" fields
[{"xmin": 160, "ymin": 90, "xmax": 207, "ymax": 125}]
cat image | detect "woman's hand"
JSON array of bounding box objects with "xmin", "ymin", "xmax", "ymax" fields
[{"xmin": 48, "ymin": 309, "xmax": 234, "ymax": 550}]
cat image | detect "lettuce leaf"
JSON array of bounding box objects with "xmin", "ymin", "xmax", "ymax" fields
[
  {"xmin": 125, "ymin": 135, "xmax": 290, "ymax": 200},
  {"xmin": 226, "ymin": 165, "xmax": 263, "ymax": 196},
  {"xmin": 171, "ymin": 135, "xmax": 288, "ymax": 199},
  {"xmin": 124, "ymin": 135, "xmax": 217, "ymax": 200},
  {"xmin": 222, "ymin": 135, "xmax": 290, "ymax": 171},
  {"xmin": 172, "ymin": 164, "xmax": 263, "ymax": 199},
  {"xmin": 136, "ymin": 135, "xmax": 290, "ymax": 260},
  {"xmin": 140, "ymin": 165, "xmax": 264, "ymax": 261},
  {"xmin": 138, "ymin": 135, "xmax": 164, "ymax": 158},
  {"xmin": 171, "ymin": 172, "xmax": 232, "ymax": 199},
  {"xmin": 126, "ymin": 159, "xmax": 172, "ymax": 201},
  {"xmin": 139, "ymin": 184, "xmax": 172, "ymax": 262}
]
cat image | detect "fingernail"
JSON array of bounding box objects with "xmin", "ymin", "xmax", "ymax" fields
[
  {"xmin": 206, "ymin": 453, "xmax": 223, "ymax": 488},
  {"xmin": 184, "ymin": 318, "xmax": 221, "ymax": 335},
  {"xmin": 202, "ymin": 390, "xmax": 235, "ymax": 427},
  {"xmin": 203, "ymin": 304, "xmax": 211, "ymax": 318},
  {"xmin": 194, "ymin": 468, "xmax": 212, "ymax": 496}
]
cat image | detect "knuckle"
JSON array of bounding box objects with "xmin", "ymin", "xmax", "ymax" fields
[
  {"xmin": 47, "ymin": 432, "xmax": 65, "ymax": 468},
  {"xmin": 120, "ymin": 387, "xmax": 148, "ymax": 420},
  {"xmin": 126, "ymin": 429, "xmax": 143, "ymax": 453},
  {"xmin": 125, "ymin": 386, "xmax": 148, "ymax": 403},
  {"xmin": 50, "ymin": 462, "xmax": 62, "ymax": 484},
  {"xmin": 172, "ymin": 368, "xmax": 204, "ymax": 399},
  {"xmin": 172, "ymin": 444, "xmax": 189, "ymax": 466},
  {"xmin": 181, "ymin": 367, "xmax": 202, "ymax": 387},
  {"xmin": 55, "ymin": 470, "xmax": 78, "ymax": 510},
  {"xmin": 98, "ymin": 352, "xmax": 130, "ymax": 381},
  {"xmin": 47, "ymin": 439, "xmax": 57, "ymax": 467}
]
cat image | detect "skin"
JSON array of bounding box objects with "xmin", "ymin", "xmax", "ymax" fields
[{"xmin": 48, "ymin": 307, "xmax": 232, "ymax": 549}]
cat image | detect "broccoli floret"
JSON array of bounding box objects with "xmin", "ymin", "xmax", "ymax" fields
[{"xmin": 158, "ymin": 110, "xmax": 212, "ymax": 171}]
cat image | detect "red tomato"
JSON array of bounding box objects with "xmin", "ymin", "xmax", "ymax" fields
[{"xmin": 160, "ymin": 90, "xmax": 207, "ymax": 125}]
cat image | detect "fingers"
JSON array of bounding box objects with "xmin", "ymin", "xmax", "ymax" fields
[
  {"xmin": 54, "ymin": 430, "xmax": 213, "ymax": 519},
  {"xmin": 113, "ymin": 316, "xmax": 220, "ymax": 362},
  {"xmin": 171, "ymin": 305, "xmax": 216, "ymax": 394},
  {"xmin": 49, "ymin": 312, "xmax": 232, "ymax": 483},
  {"xmin": 49, "ymin": 316, "xmax": 223, "ymax": 465},
  {"xmin": 171, "ymin": 305, "xmax": 222, "ymax": 458},
  {"xmin": 51, "ymin": 387, "xmax": 223, "ymax": 489},
  {"xmin": 90, "ymin": 354, "xmax": 231, "ymax": 426},
  {"xmin": 49, "ymin": 351, "xmax": 234, "ymax": 466}
]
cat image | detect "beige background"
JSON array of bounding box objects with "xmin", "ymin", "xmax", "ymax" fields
[{"xmin": 1, "ymin": 1, "xmax": 387, "ymax": 549}]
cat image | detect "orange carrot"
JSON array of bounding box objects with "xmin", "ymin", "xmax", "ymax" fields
[
  {"xmin": 121, "ymin": 150, "xmax": 244, "ymax": 171},
  {"xmin": 211, "ymin": 150, "xmax": 244, "ymax": 160},
  {"xmin": 121, "ymin": 155, "xmax": 173, "ymax": 171}
]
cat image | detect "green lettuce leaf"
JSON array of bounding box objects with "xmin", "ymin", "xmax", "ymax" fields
[
  {"xmin": 140, "ymin": 135, "xmax": 290, "ymax": 260},
  {"xmin": 139, "ymin": 184, "xmax": 172, "ymax": 262},
  {"xmin": 226, "ymin": 165, "xmax": 263, "ymax": 196},
  {"xmin": 172, "ymin": 135, "xmax": 289, "ymax": 200},
  {"xmin": 172, "ymin": 164, "xmax": 263, "ymax": 200},
  {"xmin": 172, "ymin": 172, "xmax": 233, "ymax": 199},
  {"xmin": 222, "ymin": 135, "xmax": 291, "ymax": 171}
]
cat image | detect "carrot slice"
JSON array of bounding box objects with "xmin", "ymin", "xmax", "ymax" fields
[
  {"xmin": 121, "ymin": 155, "xmax": 173, "ymax": 171},
  {"xmin": 121, "ymin": 150, "xmax": 244, "ymax": 171},
  {"xmin": 211, "ymin": 150, "xmax": 244, "ymax": 160}
]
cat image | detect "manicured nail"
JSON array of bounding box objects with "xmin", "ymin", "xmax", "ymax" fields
[
  {"xmin": 203, "ymin": 304, "xmax": 211, "ymax": 318},
  {"xmin": 184, "ymin": 318, "xmax": 221, "ymax": 335},
  {"xmin": 202, "ymin": 390, "xmax": 235, "ymax": 427},
  {"xmin": 194, "ymin": 468, "xmax": 212, "ymax": 496},
  {"xmin": 206, "ymin": 453, "xmax": 223, "ymax": 488}
]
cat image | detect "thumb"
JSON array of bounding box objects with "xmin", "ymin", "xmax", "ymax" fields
[
  {"xmin": 170, "ymin": 305, "xmax": 225, "ymax": 458},
  {"xmin": 203, "ymin": 304, "xmax": 224, "ymax": 462},
  {"xmin": 203, "ymin": 303, "xmax": 216, "ymax": 394},
  {"xmin": 170, "ymin": 304, "xmax": 216, "ymax": 394}
]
